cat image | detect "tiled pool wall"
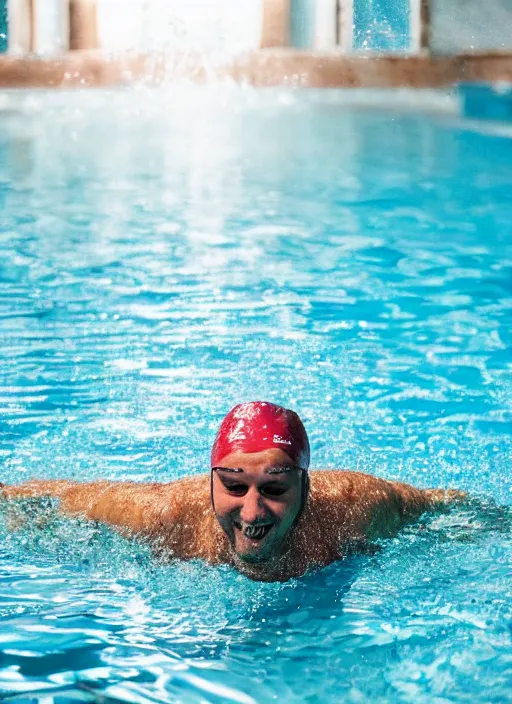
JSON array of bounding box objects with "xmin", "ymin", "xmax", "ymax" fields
[{"xmin": 460, "ymin": 82, "xmax": 512, "ymax": 122}]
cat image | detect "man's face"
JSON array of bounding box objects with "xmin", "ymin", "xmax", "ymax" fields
[{"xmin": 211, "ymin": 448, "xmax": 305, "ymax": 564}]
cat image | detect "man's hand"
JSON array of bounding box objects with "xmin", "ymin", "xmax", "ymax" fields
[
  {"xmin": 422, "ymin": 488, "xmax": 468, "ymax": 507},
  {"xmin": 0, "ymin": 482, "xmax": 60, "ymax": 531}
]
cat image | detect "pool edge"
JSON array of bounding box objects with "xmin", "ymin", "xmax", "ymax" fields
[{"xmin": 0, "ymin": 49, "xmax": 511, "ymax": 90}]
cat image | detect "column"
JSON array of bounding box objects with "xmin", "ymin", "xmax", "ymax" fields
[
  {"xmin": 261, "ymin": 0, "xmax": 290, "ymax": 47},
  {"xmin": 69, "ymin": 0, "xmax": 98, "ymax": 50}
]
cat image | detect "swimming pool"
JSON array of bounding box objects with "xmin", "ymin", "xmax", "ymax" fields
[{"xmin": 0, "ymin": 87, "xmax": 511, "ymax": 703}]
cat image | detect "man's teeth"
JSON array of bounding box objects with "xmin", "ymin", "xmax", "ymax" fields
[{"xmin": 243, "ymin": 525, "xmax": 271, "ymax": 539}]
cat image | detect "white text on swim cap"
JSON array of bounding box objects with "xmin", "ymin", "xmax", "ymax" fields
[{"xmin": 273, "ymin": 434, "xmax": 292, "ymax": 445}]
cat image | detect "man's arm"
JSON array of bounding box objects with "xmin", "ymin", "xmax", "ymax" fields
[
  {"xmin": 314, "ymin": 471, "xmax": 465, "ymax": 546},
  {"xmin": 366, "ymin": 477, "xmax": 465, "ymax": 540},
  {"xmin": 0, "ymin": 480, "xmax": 176, "ymax": 538}
]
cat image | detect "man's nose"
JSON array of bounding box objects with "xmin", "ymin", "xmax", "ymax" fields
[{"xmin": 240, "ymin": 487, "xmax": 265, "ymax": 524}]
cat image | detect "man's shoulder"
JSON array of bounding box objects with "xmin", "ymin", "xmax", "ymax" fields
[
  {"xmin": 167, "ymin": 473, "xmax": 210, "ymax": 506},
  {"xmin": 309, "ymin": 469, "xmax": 361, "ymax": 499},
  {"xmin": 310, "ymin": 469, "xmax": 391, "ymax": 493},
  {"xmin": 156, "ymin": 473, "xmax": 217, "ymax": 559},
  {"xmin": 171, "ymin": 473, "xmax": 210, "ymax": 488},
  {"xmin": 305, "ymin": 470, "xmax": 398, "ymax": 554},
  {"xmin": 308, "ymin": 470, "xmax": 396, "ymax": 513}
]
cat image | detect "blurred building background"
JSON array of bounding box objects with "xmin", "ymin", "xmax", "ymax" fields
[{"xmin": 1, "ymin": 0, "xmax": 512, "ymax": 55}]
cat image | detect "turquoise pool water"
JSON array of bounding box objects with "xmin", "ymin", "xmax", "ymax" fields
[
  {"xmin": 0, "ymin": 0, "xmax": 6, "ymax": 53},
  {"xmin": 0, "ymin": 88, "xmax": 511, "ymax": 703}
]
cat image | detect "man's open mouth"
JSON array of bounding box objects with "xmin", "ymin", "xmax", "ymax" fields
[{"xmin": 233, "ymin": 522, "xmax": 272, "ymax": 541}]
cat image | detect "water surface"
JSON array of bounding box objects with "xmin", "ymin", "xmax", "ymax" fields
[{"xmin": 0, "ymin": 88, "xmax": 511, "ymax": 703}]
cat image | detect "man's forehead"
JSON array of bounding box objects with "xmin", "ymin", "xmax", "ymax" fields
[
  {"xmin": 212, "ymin": 447, "xmax": 295, "ymax": 468},
  {"xmin": 212, "ymin": 464, "xmax": 299, "ymax": 475}
]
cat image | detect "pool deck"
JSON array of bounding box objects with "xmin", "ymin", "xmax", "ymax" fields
[{"xmin": 0, "ymin": 50, "xmax": 511, "ymax": 89}]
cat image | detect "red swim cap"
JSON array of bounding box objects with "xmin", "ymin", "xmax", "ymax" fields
[{"xmin": 211, "ymin": 401, "xmax": 310, "ymax": 470}]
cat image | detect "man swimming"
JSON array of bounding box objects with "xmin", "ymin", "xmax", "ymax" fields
[{"xmin": 0, "ymin": 401, "xmax": 461, "ymax": 581}]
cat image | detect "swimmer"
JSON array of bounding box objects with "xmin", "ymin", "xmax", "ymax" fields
[{"xmin": 0, "ymin": 401, "xmax": 463, "ymax": 582}]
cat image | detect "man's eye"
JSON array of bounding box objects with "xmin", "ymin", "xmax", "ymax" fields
[
  {"xmin": 224, "ymin": 484, "xmax": 247, "ymax": 495},
  {"xmin": 261, "ymin": 485, "xmax": 288, "ymax": 497}
]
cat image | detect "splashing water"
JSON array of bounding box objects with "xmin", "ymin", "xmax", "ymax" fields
[{"xmin": 0, "ymin": 87, "xmax": 511, "ymax": 703}]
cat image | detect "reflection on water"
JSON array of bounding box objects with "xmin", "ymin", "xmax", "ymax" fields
[
  {"xmin": 0, "ymin": 88, "xmax": 511, "ymax": 703},
  {"xmin": 0, "ymin": 499, "xmax": 510, "ymax": 703}
]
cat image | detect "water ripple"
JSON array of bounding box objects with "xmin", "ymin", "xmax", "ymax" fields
[{"xmin": 0, "ymin": 88, "xmax": 511, "ymax": 703}]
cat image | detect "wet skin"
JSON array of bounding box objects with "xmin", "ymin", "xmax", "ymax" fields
[
  {"xmin": 0, "ymin": 449, "xmax": 463, "ymax": 581},
  {"xmin": 211, "ymin": 449, "xmax": 306, "ymax": 564}
]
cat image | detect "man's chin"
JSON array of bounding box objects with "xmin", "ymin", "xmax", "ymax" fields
[
  {"xmin": 233, "ymin": 535, "xmax": 275, "ymax": 564},
  {"xmin": 235, "ymin": 548, "xmax": 272, "ymax": 564}
]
